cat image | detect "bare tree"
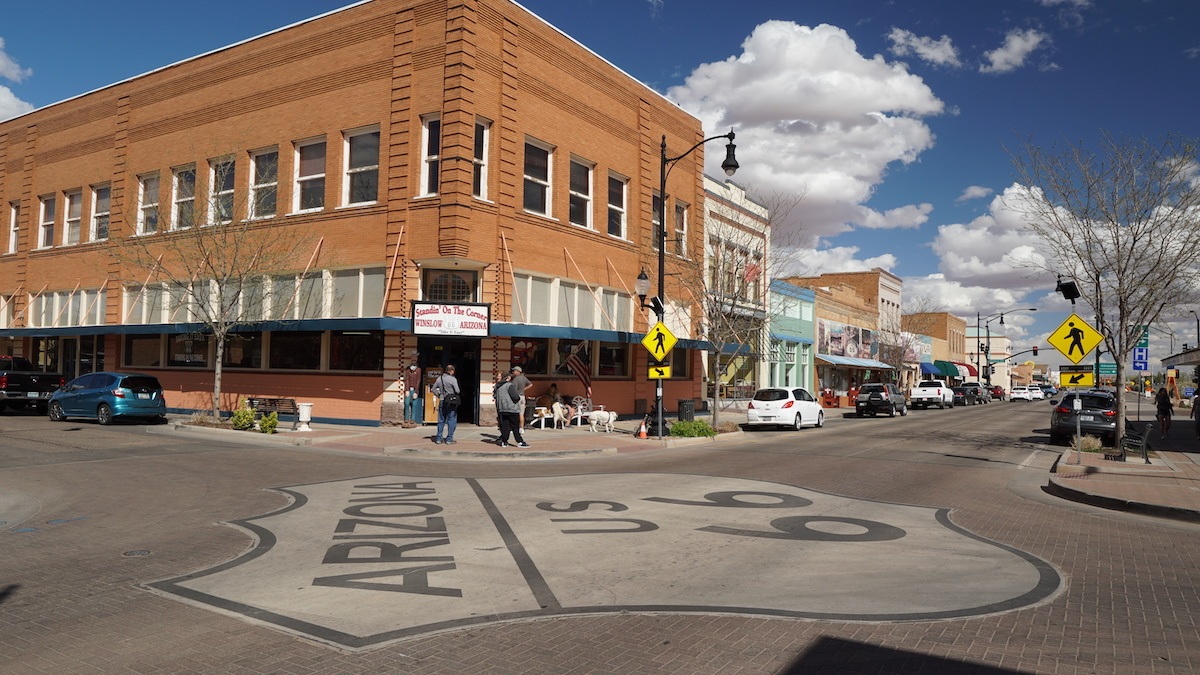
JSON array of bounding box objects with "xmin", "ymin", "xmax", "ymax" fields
[
  {"xmin": 111, "ymin": 153, "xmax": 321, "ymax": 417},
  {"xmin": 674, "ymin": 180, "xmax": 805, "ymax": 428},
  {"xmin": 875, "ymin": 294, "xmax": 945, "ymax": 382},
  {"xmin": 1009, "ymin": 132, "xmax": 1200, "ymax": 442}
]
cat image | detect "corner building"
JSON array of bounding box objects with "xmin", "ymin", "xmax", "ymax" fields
[{"xmin": 0, "ymin": 0, "xmax": 709, "ymax": 425}]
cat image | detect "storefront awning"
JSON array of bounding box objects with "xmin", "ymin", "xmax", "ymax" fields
[
  {"xmin": 933, "ymin": 360, "xmax": 959, "ymax": 377},
  {"xmin": 956, "ymin": 362, "xmax": 978, "ymax": 377},
  {"xmin": 919, "ymin": 362, "xmax": 940, "ymax": 375},
  {"xmin": 816, "ymin": 354, "xmax": 894, "ymax": 369}
]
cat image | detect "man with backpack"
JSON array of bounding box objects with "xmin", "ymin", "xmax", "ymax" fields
[
  {"xmin": 431, "ymin": 364, "xmax": 460, "ymax": 444},
  {"xmin": 494, "ymin": 371, "xmax": 530, "ymax": 448}
]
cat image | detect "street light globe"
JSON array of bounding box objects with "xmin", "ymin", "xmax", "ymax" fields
[{"xmin": 634, "ymin": 269, "xmax": 651, "ymax": 298}]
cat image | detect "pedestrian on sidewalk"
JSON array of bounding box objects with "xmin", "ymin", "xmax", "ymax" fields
[
  {"xmin": 509, "ymin": 365, "xmax": 533, "ymax": 427},
  {"xmin": 494, "ymin": 372, "xmax": 529, "ymax": 448},
  {"xmin": 431, "ymin": 364, "xmax": 460, "ymax": 444},
  {"xmin": 1191, "ymin": 394, "xmax": 1200, "ymax": 440},
  {"xmin": 1154, "ymin": 387, "xmax": 1173, "ymax": 440}
]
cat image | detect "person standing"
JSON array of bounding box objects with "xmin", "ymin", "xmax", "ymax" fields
[
  {"xmin": 1154, "ymin": 387, "xmax": 1173, "ymax": 440},
  {"xmin": 509, "ymin": 365, "xmax": 533, "ymax": 427},
  {"xmin": 494, "ymin": 373, "xmax": 529, "ymax": 448},
  {"xmin": 431, "ymin": 364, "xmax": 460, "ymax": 444},
  {"xmin": 403, "ymin": 361, "xmax": 422, "ymax": 423},
  {"xmin": 1191, "ymin": 394, "xmax": 1200, "ymax": 441}
]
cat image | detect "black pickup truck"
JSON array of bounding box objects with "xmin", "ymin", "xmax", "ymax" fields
[{"xmin": 0, "ymin": 356, "xmax": 65, "ymax": 414}]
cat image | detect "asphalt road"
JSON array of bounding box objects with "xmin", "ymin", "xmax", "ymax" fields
[{"xmin": 1, "ymin": 400, "xmax": 1198, "ymax": 673}]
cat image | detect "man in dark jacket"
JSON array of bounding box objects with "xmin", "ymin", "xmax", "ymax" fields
[{"xmin": 494, "ymin": 373, "xmax": 529, "ymax": 447}]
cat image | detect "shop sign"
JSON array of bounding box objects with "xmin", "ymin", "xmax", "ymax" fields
[{"xmin": 411, "ymin": 302, "xmax": 491, "ymax": 337}]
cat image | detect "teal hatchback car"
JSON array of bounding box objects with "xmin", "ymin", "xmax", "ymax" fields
[{"xmin": 48, "ymin": 372, "xmax": 167, "ymax": 424}]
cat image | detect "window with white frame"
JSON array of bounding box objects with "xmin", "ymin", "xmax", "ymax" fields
[
  {"xmin": 173, "ymin": 166, "xmax": 196, "ymax": 229},
  {"xmin": 331, "ymin": 267, "xmax": 386, "ymax": 318},
  {"xmin": 606, "ymin": 174, "xmax": 626, "ymax": 238},
  {"xmin": 38, "ymin": 196, "xmax": 55, "ymax": 248},
  {"xmin": 295, "ymin": 138, "xmax": 326, "ymax": 211},
  {"xmin": 0, "ymin": 295, "xmax": 11, "ymax": 329},
  {"xmin": 651, "ymin": 193, "xmax": 663, "ymax": 250},
  {"xmin": 6, "ymin": 201, "xmax": 18, "ymax": 253},
  {"xmin": 30, "ymin": 288, "xmax": 106, "ymax": 327},
  {"xmin": 138, "ymin": 174, "xmax": 159, "ymax": 234},
  {"xmin": 523, "ymin": 139, "xmax": 552, "ymax": 216},
  {"xmin": 557, "ymin": 281, "xmax": 595, "ymax": 330},
  {"xmin": 344, "ymin": 129, "xmax": 379, "ymax": 205},
  {"xmin": 64, "ymin": 191, "xmax": 82, "ymax": 246},
  {"xmin": 251, "ymin": 149, "xmax": 278, "ymax": 219},
  {"xmin": 209, "ymin": 158, "xmax": 235, "ymax": 224},
  {"xmin": 673, "ymin": 202, "xmax": 688, "ymax": 257},
  {"xmin": 568, "ymin": 158, "xmax": 593, "ymax": 228},
  {"xmin": 600, "ymin": 287, "xmax": 632, "ymax": 331},
  {"xmin": 168, "ymin": 282, "xmax": 191, "ymax": 323},
  {"xmin": 91, "ymin": 187, "xmax": 109, "ymax": 241},
  {"xmin": 420, "ymin": 116, "xmax": 440, "ymax": 197},
  {"xmin": 473, "ymin": 118, "xmax": 490, "ymax": 199}
]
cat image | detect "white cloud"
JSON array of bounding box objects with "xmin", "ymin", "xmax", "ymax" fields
[
  {"xmin": 0, "ymin": 38, "xmax": 32, "ymax": 83},
  {"xmin": 667, "ymin": 21, "xmax": 944, "ymax": 243},
  {"xmin": 956, "ymin": 185, "xmax": 994, "ymax": 202},
  {"xmin": 887, "ymin": 28, "xmax": 962, "ymax": 68},
  {"xmin": 0, "ymin": 85, "xmax": 33, "ymax": 122},
  {"xmin": 773, "ymin": 244, "xmax": 897, "ymax": 277},
  {"xmin": 980, "ymin": 29, "xmax": 1049, "ymax": 74}
]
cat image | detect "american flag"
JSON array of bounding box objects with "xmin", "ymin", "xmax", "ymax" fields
[{"xmin": 561, "ymin": 341, "xmax": 592, "ymax": 397}]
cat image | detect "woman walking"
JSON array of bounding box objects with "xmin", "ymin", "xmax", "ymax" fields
[{"xmin": 1154, "ymin": 387, "xmax": 1173, "ymax": 440}]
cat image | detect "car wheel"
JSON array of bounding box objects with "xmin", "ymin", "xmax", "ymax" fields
[
  {"xmin": 900, "ymin": 406, "xmax": 908, "ymax": 417},
  {"xmin": 889, "ymin": 405, "xmax": 896, "ymax": 417},
  {"xmin": 815, "ymin": 411, "xmax": 824, "ymax": 428},
  {"xmin": 793, "ymin": 414, "xmax": 804, "ymax": 431},
  {"xmin": 48, "ymin": 401, "xmax": 67, "ymax": 422},
  {"xmin": 97, "ymin": 403, "xmax": 113, "ymax": 425}
]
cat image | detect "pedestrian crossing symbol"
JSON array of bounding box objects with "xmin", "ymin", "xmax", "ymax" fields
[
  {"xmin": 1047, "ymin": 313, "xmax": 1103, "ymax": 364},
  {"xmin": 641, "ymin": 321, "xmax": 678, "ymax": 361}
]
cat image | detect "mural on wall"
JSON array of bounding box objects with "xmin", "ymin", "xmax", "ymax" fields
[
  {"xmin": 817, "ymin": 319, "xmax": 876, "ymax": 359},
  {"xmin": 902, "ymin": 332, "xmax": 934, "ymax": 363}
]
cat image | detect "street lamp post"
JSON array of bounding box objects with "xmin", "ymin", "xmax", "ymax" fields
[
  {"xmin": 636, "ymin": 130, "xmax": 739, "ymax": 439},
  {"xmin": 978, "ymin": 308, "xmax": 1038, "ymax": 388}
]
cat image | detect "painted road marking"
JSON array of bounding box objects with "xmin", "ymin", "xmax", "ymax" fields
[{"xmin": 148, "ymin": 474, "xmax": 1062, "ymax": 651}]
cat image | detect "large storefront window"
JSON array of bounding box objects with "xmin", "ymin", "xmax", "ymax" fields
[
  {"xmin": 667, "ymin": 345, "xmax": 690, "ymax": 379},
  {"xmin": 125, "ymin": 335, "xmax": 162, "ymax": 367},
  {"xmin": 167, "ymin": 334, "xmax": 209, "ymax": 367},
  {"xmin": 510, "ymin": 337, "xmax": 550, "ymax": 374},
  {"xmin": 223, "ymin": 332, "xmax": 263, "ymax": 368},
  {"xmin": 330, "ymin": 330, "xmax": 383, "ymax": 371},
  {"xmin": 269, "ymin": 331, "xmax": 322, "ymax": 370},
  {"xmin": 597, "ymin": 341, "xmax": 629, "ymax": 377}
]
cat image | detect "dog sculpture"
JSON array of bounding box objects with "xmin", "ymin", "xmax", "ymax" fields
[{"xmin": 587, "ymin": 409, "xmax": 616, "ymax": 433}]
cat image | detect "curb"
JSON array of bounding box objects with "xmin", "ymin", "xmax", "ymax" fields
[
  {"xmin": 1044, "ymin": 476, "xmax": 1200, "ymax": 523},
  {"xmin": 157, "ymin": 422, "xmax": 313, "ymax": 446}
]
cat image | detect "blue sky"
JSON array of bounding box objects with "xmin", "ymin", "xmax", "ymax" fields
[{"xmin": 2, "ymin": 0, "xmax": 1199, "ymax": 367}]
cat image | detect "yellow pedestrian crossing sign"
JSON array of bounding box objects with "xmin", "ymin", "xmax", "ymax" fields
[
  {"xmin": 1047, "ymin": 313, "xmax": 1103, "ymax": 364},
  {"xmin": 641, "ymin": 321, "xmax": 677, "ymax": 361},
  {"xmin": 648, "ymin": 363, "xmax": 672, "ymax": 380}
]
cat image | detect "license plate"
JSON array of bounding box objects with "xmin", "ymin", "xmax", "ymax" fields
[
  {"xmin": 137, "ymin": 393, "xmax": 151, "ymax": 400},
  {"xmin": 1080, "ymin": 415, "xmax": 1095, "ymax": 422},
  {"xmin": 25, "ymin": 392, "xmax": 42, "ymax": 398},
  {"xmin": 760, "ymin": 416, "xmax": 774, "ymax": 421}
]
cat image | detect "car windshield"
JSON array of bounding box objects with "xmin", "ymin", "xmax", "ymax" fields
[{"xmin": 753, "ymin": 389, "xmax": 789, "ymax": 402}]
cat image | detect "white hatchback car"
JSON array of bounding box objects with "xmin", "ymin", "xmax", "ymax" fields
[
  {"xmin": 1028, "ymin": 386, "xmax": 1046, "ymax": 400},
  {"xmin": 1010, "ymin": 386, "xmax": 1033, "ymax": 401},
  {"xmin": 746, "ymin": 387, "xmax": 825, "ymax": 430}
]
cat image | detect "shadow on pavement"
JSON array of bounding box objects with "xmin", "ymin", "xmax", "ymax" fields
[
  {"xmin": 0, "ymin": 584, "xmax": 19, "ymax": 605},
  {"xmin": 780, "ymin": 636, "xmax": 1032, "ymax": 674}
]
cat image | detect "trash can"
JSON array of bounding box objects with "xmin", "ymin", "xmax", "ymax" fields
[{"xmin": 677, "ymin": 398, "xmax": 695, "ymax": 422}]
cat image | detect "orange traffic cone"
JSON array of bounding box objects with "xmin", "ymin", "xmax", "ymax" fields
[{"xmin": 636, "ymin": 419, "xmax": 649, "ymax": 439}]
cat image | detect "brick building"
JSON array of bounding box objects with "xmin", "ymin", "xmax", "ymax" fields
[{"xmin": 0, "ymin": 0, "xmax": 711, "ymax": 425}]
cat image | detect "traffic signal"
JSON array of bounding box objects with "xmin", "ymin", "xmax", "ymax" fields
[
  {"xmin": 1032, "ymin": 346, "xmax": 1038, "ymax": 356},
  {"xmin": 990, "ymin": 365, "xmax": 996, "ymax": 375}
]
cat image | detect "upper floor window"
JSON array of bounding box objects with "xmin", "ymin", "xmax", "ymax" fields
[
  {"xmin": 138, "ymin": 174, "xmax": 159, "ymax": 235},
  {"xmin": 295, "ymin": 138, "xmax": 326, "ymax": 212},
  {"xmin": 345, "ymin": 129, "xmax": 380, "ymax": 205},
  {"xmin": 209, "ymin": 158, "xmax": 235, "ymax": 224},
  {"xmin": 251, "ymin": 149, "xmax": 278, "ymax": 219},
  {"xmin": 39, "ymin": 195, "xmax": 55, "ymax": 249},
  {"xmin": 674, "ymin": 202, "xmax": 688, "ymax": 257},
  {"xmin": 473, "ymin": 118, "xmax": 490, "ymax": 199},
  {"xmin": 64, "ymin": 190, "xmax": 82, "ymax": 246},
  {"xmin": 92, "ymin": 186, "xmax": 110, "ymax": 241},
  {"xmin": 173, "ymin": 166, "xmax": 196, "ymax": 230},
  {"xmin": 420, "ymin": 116, "xmax": 440, "ymax": 197},
  {"xmin": 607, "ymin": 174, "xmax": 626, "ymax": 239},
  {"xmin": 6, "ymin": 201, "xmax": 18, "ymax": 253},
  {"xmin": 568, "ymin": 158, "xmax": 593, "ymax": 229},
  {"xmin": 331, "ymin": 267, "xmax": 386, "ymax": 318},
  {"xmin": 423, "ymin": 269, "xmax": 476, "ymax": 303},
  {"xmin": 523, "ymin": 139, "xmax": 553, "ymax": 216}
]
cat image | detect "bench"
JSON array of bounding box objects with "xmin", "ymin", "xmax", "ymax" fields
[
  {"xmin": 246, "ymin": 397, "xmax": 299, "ymax": 430},
  {"xmin": 1114, "ymin": 421, "xmax": 1151, "ymax": 462}
]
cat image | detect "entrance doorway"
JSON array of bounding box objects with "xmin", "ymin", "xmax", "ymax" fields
[
  {"xmin": 54, "ymin": 336, "xmax": 104, "ymax": 382},
  {"xmin": 418, "ymin": 336, "xmax": 481, "ymax": 424}
]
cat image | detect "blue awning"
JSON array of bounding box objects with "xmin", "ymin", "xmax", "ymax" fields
[
  {"xmin": 815, "ymin": 354, "xmax": 894, "ymax": 369},
  {"xmin": 920, "ymin": 362, "xmax": 940, "ymax": 375}
]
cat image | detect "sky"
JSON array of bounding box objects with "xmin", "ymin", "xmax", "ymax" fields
[{"xmin": 2, "ymin": 0, "xmax": 1199, "ymax": 370}]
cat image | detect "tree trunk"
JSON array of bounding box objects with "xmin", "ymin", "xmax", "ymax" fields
[{"xmin": 212, "ymin": 333, "xmax": 225, "ymax": 418}]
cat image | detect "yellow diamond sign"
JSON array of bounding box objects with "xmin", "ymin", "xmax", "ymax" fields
[
  {"xmin": 1047, "ymin": 313, "xmax": 1103, "ymax": 364},
  {"xmin": 641, "ymin": 322, "xmax": 677, "ymax": 362}
]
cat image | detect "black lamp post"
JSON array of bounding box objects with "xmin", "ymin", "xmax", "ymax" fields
[
  {"xmin": 977, "ymin": 308, "xmax": 1037, "ymax": 387},
  {"xmin": 639, "ymin": 130, "xmax": 738, "ymax": 439}
]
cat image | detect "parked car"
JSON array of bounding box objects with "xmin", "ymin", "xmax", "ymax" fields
[
  {"xmin": 961, "ymin": 381, "xmax": 991, "ymax": 404},
  {"xmin": 1010, "ymin": 386, "xmax": 1034, "ymax": 401},
  {"xmin": 1049, "ymin": 390, "xmax": 1118, "ymax": 445},
  {"xmin": 1028, "ymin": 386, "xmax": 1046, "ymax": 400},
  {"xmin": 951, "ymin": 386, "xmax": 977, "ymax": 406},
  {"xmin": 990, "ymin": 385, "xmax": 1006, "ymax": 401},
  {"xmin": 746, "ymin": 387, "xmax": 825, "ymax": 430},
  {"xmin": 910, "ymin": 379, "xmax": 955, "ymax": 409},
  {"xmin": 1040, "ymin": 385, "xmax": 1058, "ymax": 397},
  {"xmin": 0, "ymin": 355, "xmax": 64, "ymax": 415},
  {"xmin": 48, "ymin": 372, "xmax": 167, "ymax": 425},
  {"xmin": 855, "ymin": 383, "xmax": 909, "ymax": 417}
]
